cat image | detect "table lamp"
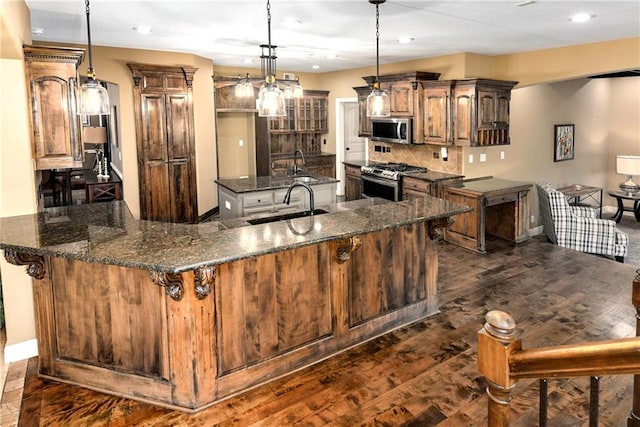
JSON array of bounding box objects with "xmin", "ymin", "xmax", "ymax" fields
[
  {"xmin": 616, "ymin": 155, "xmax": 640, "ymax": 195},
  {"xmin": 83, "ymin": 126, "xmax": 109, "ymax": 179}
]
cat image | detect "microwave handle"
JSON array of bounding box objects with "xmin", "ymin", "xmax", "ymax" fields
[{"xmin": 397, "ymin": 121, "xmax": 402, "ymax": 139}]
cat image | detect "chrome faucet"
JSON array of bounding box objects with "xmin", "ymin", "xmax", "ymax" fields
[
  {"xmin": 283, "ymin": 182, "xmax": 315, "ymax": 214},
  {"xmin": 293, "ymin": 149, "xmax": 306, "ymax": 175}
]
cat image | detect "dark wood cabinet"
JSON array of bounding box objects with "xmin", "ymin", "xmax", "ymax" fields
[
  {"xmin": 129, "ymin": 63, "xmax": 198, "ymax": 223},
  {"xmin": 401, "ymin": 176, "xmax": 431, "ymax": 201},
  {"xmin": 388, "ymin": 81, "xmax": 415, "ymax": 117},
  {"xmin": 421, "ymin": 80, "xmax": 455, "ymax": 145},
  {"xmin": 24, "ymin": 45, "xmax": 84, "ymax": 170},
  {"xmin": 353, "ymin": 86, "xmax": 372, "ymax": 137},
  {"xmin": 344, "ymin": 164, "xmax": 362, "ymax": 201},
  {"xmin": 453, "ymin": 79, "xmax": 517, "ymax": 147}
]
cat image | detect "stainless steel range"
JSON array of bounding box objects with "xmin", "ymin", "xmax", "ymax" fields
[{"xmin": 361, "ymin": 162, "xmax": 427, "ymax": 201}]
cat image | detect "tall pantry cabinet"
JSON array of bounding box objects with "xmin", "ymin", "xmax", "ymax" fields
[{"xmin": 129, "ymin": 63, "xmax": 198, "ymax": 223}]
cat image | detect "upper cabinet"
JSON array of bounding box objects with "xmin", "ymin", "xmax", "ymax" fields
[
  {"xmin": 269, "ymin": 90, "xmax": 329, "ymax": 133},
  {"xmin": 452, "ymin": 79, "xmax": 517, "ymax": 147},
  {"xmin": 353, "ymin": 86, "xmax": 372, "ymax": 137},
  {"xmin": 24, "ymin": 45, "xmax": 85, "ymax": 170},
  {"xmin": 422, "ymin": 78, "xmax": 518, "ymax": 146}
]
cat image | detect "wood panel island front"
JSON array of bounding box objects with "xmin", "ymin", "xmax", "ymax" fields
[{"xmin": 0, "ymin": 197, "xmax": 470, "ymax": 412}]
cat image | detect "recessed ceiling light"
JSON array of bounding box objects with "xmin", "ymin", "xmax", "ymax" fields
[
  {"xmin": 398, "ymin": 37, "xmax": 415, "ymax": 44},
  {"xmin": 312, "ymin": 65, "xmax": 320, "ymax": 70},
  {"xmin": 282, "ymin": 18, "xmax": 302, "ymax": 29},
  {"xmin": 326, "ymin": 53, "xmax": 337, "ymax": 59},
  {"xmin": 133, "ymin": 26, "xmax": 152, "ymax": 34},
  {"xmin": 569, "ymin": 13, "xmax": 595, "ymax": 23},
  {"xmin": 31, "ymin": 27, "xmax": 45, "ymax": 35},
  {"xmin": 243, "ymin": 58, "xmax": 254, "ymax": 64}
]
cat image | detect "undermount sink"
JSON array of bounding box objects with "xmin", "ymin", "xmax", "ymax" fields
[
  {"xmin": 293, "ymin": 176, "xmax": 319, "ymax": 183},
  {"xmin": 247, "ymin": 209, "xmax": 329, "ymax": 225}
]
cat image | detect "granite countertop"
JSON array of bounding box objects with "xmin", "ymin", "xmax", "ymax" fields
[
  {"xmin": 216, "ymin": 174, "xmax": 339, "ymax": 194},
  {"xmin": 407, "ymin": 170, "xmax": 464, "ymax": 182},
  {"xmin": 447, "ymin": 177, "xmax": 533, "ymax": 193},
  {"xmin": 271, "ymin": 152, "xmax": 336, "ymax": 160},
  {"xmin": 0, "ymin": 198, "xmax": 471, "ymax": 274}
]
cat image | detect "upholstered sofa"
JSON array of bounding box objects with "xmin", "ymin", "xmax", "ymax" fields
[{"xmin": 537, "ymin": 182, "xmax": 628, "ymax": 262}]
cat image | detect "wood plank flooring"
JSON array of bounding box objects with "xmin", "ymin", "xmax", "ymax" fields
[{"xmin": 3, "ymin": 235, "xmax": 638, "ymax": 426}]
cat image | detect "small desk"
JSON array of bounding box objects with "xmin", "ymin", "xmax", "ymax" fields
[
  {"xmin": 443, "ymin": 178, "xmax": 532, "ymax": 253},
  {"xmin": 84, "ymin": 170, "xmax": 122, "ymax": 203},
  {"xmin": 557, "ymin": 184, "xmax": 602, "ymax": 218},
  {"xmin": 608, "ymin": 190, "xmax": 640, "ymax": 222}
]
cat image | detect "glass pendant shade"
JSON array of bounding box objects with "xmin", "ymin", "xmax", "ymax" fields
[
  {"xmin": 258, "ymin": 84, "xmax": 286, "ymax": 117},
  {"xmin": 79, "ymin": 79, "xmax": 110, "ymax": 115},
  {"xmin": 235, "ymin": 80, "xmax": 255, "ymax": 98},
  {"xmin": 293, "ymin": 82, "xmax": 304, "ymax": 98},
  {"xmin": 366, "ymin": 88, "xmax": 390, "ymax": 117},
  {"xmin": 283, "ymin": 85, "xmax": 294, "ymax": 99}
]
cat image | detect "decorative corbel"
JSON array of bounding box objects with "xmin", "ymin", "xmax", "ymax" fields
[
  {"xmin": 428, "ymin": 217, "xmax": 455, "ymax": 240},
  {"xmin": 4, "ymin": 249, "xmax": 46, "ymax": 280},
  {"xmin": 150, "ymin": 271, "xmax": 184, "ymax": 301},
  {"xmin": 336, "ymin": 236, "xmax": 362, "ymax": 264},
  {"xmin": 194, "ymin": 266, "xmax": 215, "ymax": 300},
  {"xmin": 132, "ymin": 76, "xmax": 142, "ymax": 87}
]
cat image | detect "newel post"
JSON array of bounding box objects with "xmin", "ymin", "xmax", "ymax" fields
[
  {"xmin": 629, "ymin": 270, "xmax": 640, "ymax": 427},
  {"xmin": 478, "ymin": 310, "xmax": 522, "ymax": 427}
]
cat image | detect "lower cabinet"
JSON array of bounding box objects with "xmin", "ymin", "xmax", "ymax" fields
[
  {"xmin": 345, "ymin": 164, "xmax": 362, "ymax": 201},
  {"xmin": 402, "ymin": 176, "xmax": 431, "ymax": 200}
]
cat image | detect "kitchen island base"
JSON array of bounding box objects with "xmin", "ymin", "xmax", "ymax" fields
[{"xmin": 8, "ymin": 219, "xmax": 448, "ymax": 412}]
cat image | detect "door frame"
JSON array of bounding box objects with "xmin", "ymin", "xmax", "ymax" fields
[{"xmin": 335, "ymin": 97, "xmax": 367, "ymax": 197}]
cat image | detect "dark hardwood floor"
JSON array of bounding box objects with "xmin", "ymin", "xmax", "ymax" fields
[{"xmin": 5, "ymin": 235, "xmax": 638, "ymax": 426}]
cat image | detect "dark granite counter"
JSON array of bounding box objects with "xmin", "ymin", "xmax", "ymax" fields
[
  {"xmin": 0, "ymin": 197, "xmax": 471, "ymax": 274},
  {"xmin": 271, "ymin": 152, "xmax": 335, "ymax": 160},
  {"xmin": 216, "ymin": 174, "xmax": 339, "ymax": 194},
  {"xmin": 408, "ymin": 170, "xmax": 464, "ymax": 182}
]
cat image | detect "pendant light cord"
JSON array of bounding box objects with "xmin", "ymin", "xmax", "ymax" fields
[
  {"xmin": 375, "ymin": 3, "xmax": 380, "ymax": 88},
  {"xmin": 85, "ymin": 0, "xmax": 95, "ymax": 80},
  {"xmin": 266, "ymin": 0, "xmax": 273, "ymax": 81}
]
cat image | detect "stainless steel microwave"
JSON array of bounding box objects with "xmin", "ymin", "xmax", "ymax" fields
[{"xmin": 370, "ymin": 117, "xmax": 413, "ymax": 144}]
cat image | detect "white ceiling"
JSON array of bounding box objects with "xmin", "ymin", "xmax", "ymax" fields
[{"xmin": 26, "ymin": 0, "xmax": 640, "ymax": 74}]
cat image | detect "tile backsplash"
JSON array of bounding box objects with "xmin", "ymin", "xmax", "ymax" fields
[{"xmin": 368, "ymin": 142, "xmax": 463, "ymax": 175}]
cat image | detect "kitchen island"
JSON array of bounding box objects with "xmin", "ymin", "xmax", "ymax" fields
[{"xmin": 0, "ymin": 197, "xmax": 470, "ymax": 412}]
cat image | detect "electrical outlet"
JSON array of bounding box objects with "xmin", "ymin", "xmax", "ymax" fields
[
  {"xmin": 480, "ymin": 153, "xmax": 487, "ymax": 162},
  {"xmin": 433, "ymin": 152, "xmax": 439, "ymax": 159},
  {"xmin": 468, "ymin": 154, "xmax": 474, "ymax": 163},
  {"xmin": 531, "ymin": 215, "xmax": 535, "ymax": 223},
  {"xmin": 385, "ymin": 146, "xmax": 391, "ymax": 153}
]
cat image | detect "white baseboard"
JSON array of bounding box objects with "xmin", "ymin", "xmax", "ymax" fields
[
  {"xmin": 4, "ymin": 339, "xmax": 38, "ymax": 363},
  {"xmin": 529, "ymin": 225, "xmax": 544, "ymax": 237}
]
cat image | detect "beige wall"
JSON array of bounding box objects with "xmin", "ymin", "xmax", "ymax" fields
[
  {"xmin": 0, "ymin": 0, "xmax": 638, "ymax": 352},
  {"xmin": 217, "ymin": 112, "xmax": 256, "ymax": 178}
]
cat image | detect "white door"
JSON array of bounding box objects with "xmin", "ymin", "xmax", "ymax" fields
[{"xmin": 343, "ymin": 102, "xmax": 365, "ymax": 163}]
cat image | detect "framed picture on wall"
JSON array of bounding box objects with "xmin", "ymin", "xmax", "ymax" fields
[{"xmin": 554, "ymin": 124, "xmax": 574, "ymax": 162}]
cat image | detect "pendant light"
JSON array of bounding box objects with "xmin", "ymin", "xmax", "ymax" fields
[
  {"xmin": 235, "ymin": 73, "xmax": 255, "ymax": 98},
  {"xmin": 257, "ymin": 0, "xmax": 286, "ymax": 117},
  {"xmin": 78, "ymin": 0, "xmax": 109, "ymax": 116},
  {"xmin": 366, "ymin": 0, "xmax": 390, "ymax": 117}
]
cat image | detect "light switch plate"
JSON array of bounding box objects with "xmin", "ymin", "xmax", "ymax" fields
[
  {"xmin": 468, "ymin": 154, "xmax": 474, "ymax": 163},
  {"xmin": 480, "ymin": 153, "xmax": 487, "ymax": 162},
  {"xmin": 500, "ymin": 151, "xmax": 505, "ymax": 160}
]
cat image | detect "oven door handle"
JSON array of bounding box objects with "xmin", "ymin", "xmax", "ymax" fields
[{"xmin": 362, "ymin": 174, "xmax": 398, "ymax": 187}]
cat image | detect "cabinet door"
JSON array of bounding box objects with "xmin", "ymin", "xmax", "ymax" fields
[
  {"xmin": 345, "ymin": 165, "xmax": 362, "ymax": 201},
  {"xmin": 295, "ymin": 95, "xmax": 328, "ymax": 132},
  {"xmin": 269, "ymin": 98, "xmax": 296, "ymax": 132},
  {"xmin": 453, "ymin": 87, "xmax": 476, "ymax": 146},
  {"xmin": 423, "ymin": 87, "xmax": 451, "ymax": 145},
  {"xmin": 353, "ymin": 87, "xmax": 371, "ymax": 137},
  {"xmin": 389, "ymin": 82, "xmax": 414, "ymax": 116},
  {"xmin": 24, "ymin": 46, "xmax": 84, "ymax": 170}
]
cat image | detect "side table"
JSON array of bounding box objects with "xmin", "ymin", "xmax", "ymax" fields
[
  {"xmin": 608, "ymin": 190, "xmax": 640, "ymax": 222},
  {"xmin": 84, "ymin": 170, "xmax": 122, "ymax": 203},
  {"xmin": 557, "ymin": 184, "xmax": 602, "ymax": 218}
]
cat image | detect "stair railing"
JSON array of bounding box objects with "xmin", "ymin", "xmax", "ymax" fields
[{"xmin": 478, "ymin": 270, "xmax": 640, "ymax": 426}]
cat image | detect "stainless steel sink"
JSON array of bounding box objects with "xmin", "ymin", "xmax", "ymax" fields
[
  {"xmin": 293, "ymin": 176, "xmax": 319, "ymax": 183},
  {"xmin": 247, "ymin": 209, "xmax": 329, "ymax": 225}
]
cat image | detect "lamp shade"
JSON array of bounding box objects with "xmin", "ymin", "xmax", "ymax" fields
[
  {"xmin": 79, "ymin": 80, "xmax": 110, "ymax": 115},
  {"xmin": 83, "ymin": 126, "xmax": 107, "ymax": 144},
  {"xmin": 616, "ymin": 155, "xmax": 640, "ymax": 175}
]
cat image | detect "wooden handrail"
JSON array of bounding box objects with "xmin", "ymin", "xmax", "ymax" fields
[
  {"xmin": 510, "ymin": 337, "xmax": 640, "ymax": 379},
  {"xmin": 478, "ymin": 270, "xmax": 640, "ymax": 426}
]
